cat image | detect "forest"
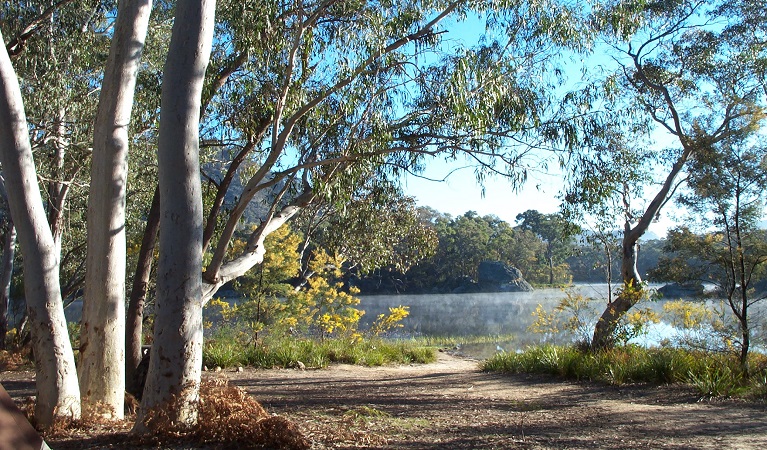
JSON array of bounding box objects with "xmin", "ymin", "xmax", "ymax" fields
[{"xmin": 0, "ymin": 0, "xmax": 765, "ymax": 445}]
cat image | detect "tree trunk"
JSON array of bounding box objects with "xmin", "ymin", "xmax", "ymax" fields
[
  {"xmin": 79, "ymin": 0, "xmax": 153, "ymax": 420},
  {"xmin": 591, "ymin": 225, "xmax": 642, "ymax": 350},
  {"xmin": 548, "ymin": 253, "xmax": 554, "ymax": 285},
  {"xmin": 126, "ymin": 186, "xmax": 159, "ymax": 398},
  {"xmin": 0, "ymin": 175, "xmax": 14, "ymax": 350},
  {"xmin": 740, "ymin": 315, "xmax": 750, "ymax": 371},
  {"xmin": 47, "ymin": 107, "xmax": 68, "ymax": 258},
  {"xmin": 0, "ymin": 34, "xmax": 80, "ymax": 427},
  {"xmin": 137, "ymin": 0, "xmax": 215, "ymax": 430}
]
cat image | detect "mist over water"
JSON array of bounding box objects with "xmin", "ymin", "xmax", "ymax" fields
[
  {"xmin": 358, "ymin": 283, "xmax": 767, "ymax": 358},
  {"xmin": 358, "ymin": 284, "xmax": 610, "ymax": 336},
  {"xmin": 358, "ymin": 284, "xmax": 615, "ymax": 357}
]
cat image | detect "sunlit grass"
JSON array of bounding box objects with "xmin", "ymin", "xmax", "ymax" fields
[
  {"xmin": 482, "ymin": 344, "xmax": 767, "ymax": 398},
  {"xmin": 405, "ymin": 333, "xmax": 518, "ymax": 347},
  {"xmin": 203, "ymin": 331, "xmax": 436, "ymax": 369}
]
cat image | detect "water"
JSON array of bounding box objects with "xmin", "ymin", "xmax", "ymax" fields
[
  {"xmin": 356, "ymin": 283, "xmax": 765, "ymax": 358},
  {"xmin": 61, "ymin": 283, "xmax": 767, "ymax": 359},
  {"xmin": 358, "ymin": 284, "xmax": 611, "ymax": 335},
  {"xmin": 357, "ymin": 284, "xmax": 614, "ymax": 357}
]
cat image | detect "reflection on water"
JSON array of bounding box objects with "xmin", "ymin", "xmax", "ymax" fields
[
  {"xmin": 357, "ymin": 284, "xmax": 615, "ymax": 356},
  {"xmin": 358, "ymin": 284, "xmax": 612, "ymax": 337},
  {"xmin": 356, "ymin": 283, "xmax": 754, "ymax": 358}
]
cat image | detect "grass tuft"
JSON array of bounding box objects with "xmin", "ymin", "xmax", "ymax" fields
[{"xmin": 482, "ymin": 344, "xmax": 767, "ymax": 398}]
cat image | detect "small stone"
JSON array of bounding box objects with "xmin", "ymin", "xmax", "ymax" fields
[
  {"xmin": 203, "ymin": 365, "xmax": 209, "ymax": 372},
  {"xmin": 215, "ymin": 366, "xmax": 222, "ymax": 372},
  {"xmin": 296, "ymin": 361, "xmax": 306, "ymax": 371},
  {"xmin": 237, "ymin": 366, "xmax": 244, "ymax": 372}
]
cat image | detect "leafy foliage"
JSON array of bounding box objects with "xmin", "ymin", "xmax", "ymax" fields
[{"xmin": 296, "ymin": 183, "xmax": 438, "ymax": 275}]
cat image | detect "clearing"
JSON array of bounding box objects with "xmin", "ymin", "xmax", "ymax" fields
[{"xmin": 2, "ymin": 352, "xmax": 767, "ymax": 449}]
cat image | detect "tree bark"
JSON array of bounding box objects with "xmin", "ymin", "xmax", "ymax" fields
[
  {"xmin": 79, "ymin": 0, "xmax": 153, "ymax": 420},
  {"xmin": 137, "ymin": 0, "xmax": 215, "ymax": 430},
  {"xmin": 125, "ymin": 186, "xmax": 159, "ymax": 398},
  {"xmin": 0, "ymin": 176, "xmax": 15, "ymax": 350},
  {"xmin": 0, "ymin": 33, "xmax": 80, "ymax": 427}
]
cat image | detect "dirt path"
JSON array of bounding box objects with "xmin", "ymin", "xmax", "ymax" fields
[
  {"xmin": 226, "ymin": 352, "xmax": 767, "ymax": 449},
  {"xmin": 3, "ymin": 352, "xmax": 767, "ymax": 449}
]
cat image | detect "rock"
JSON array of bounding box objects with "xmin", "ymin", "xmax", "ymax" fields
[
  {"xmin": 657, "ymin": 282, "xmax": 704, "ymax": 299},
  {"xmin": 477, "ymin": 261, "xmax": 534, "ymax": 293},
  {"xmin": 215, "ymin": 366, "xmax": 222, "ymax": 372},
  {"xmin": 296, "ymin": 361, "xmax": 306, "ymax": 371}
]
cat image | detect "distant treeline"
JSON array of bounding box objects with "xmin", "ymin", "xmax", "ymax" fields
[{"xmin": 350, "ymin": 209, "xmax": 668, "ymax": 294}]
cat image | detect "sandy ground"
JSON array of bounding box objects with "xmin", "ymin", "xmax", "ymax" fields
[{"xmin": 3, "ymin": 352, "xmax": 767, "ymax": 449}]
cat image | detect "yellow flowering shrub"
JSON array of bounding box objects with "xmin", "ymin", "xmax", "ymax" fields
[
  {"xmin": 369, "ymin": 306, "xmax": 410, "ymax": 336},
  {"xmin": 529, "ymin": 304, "xmax": 560, "ymax": 335},
  {"xmin": 662, "ymin": 300, "xmax": 713, "ymax": 329},
  {"xmin": 285, "ymin": 250, "xmax": 364, "ymax": 338}
]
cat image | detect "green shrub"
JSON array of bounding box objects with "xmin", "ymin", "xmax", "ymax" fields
[
  {"xmin": 687, "ymin": 365, "xmax": 741, "ymax": 398},
  {"xmin": 203, "ymin": 340, "xmax": 243, "ymax": 368}
]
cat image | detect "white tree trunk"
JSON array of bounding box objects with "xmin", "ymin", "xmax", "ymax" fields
[
  {"xmin": 80, "ymin": 0, "xmax": 153, "ymax": 419},
  {"xmin": 137, "ymin": 0, "xmax": 215, "ymax": 430},
  {"xmin": 0, "ymin": 31, "xmax": 80, "ymax": 428}
]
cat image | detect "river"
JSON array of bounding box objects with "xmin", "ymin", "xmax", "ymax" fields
[{"xmin": 356, "ymin": 284, "xmax": 766, "ymax": 358}]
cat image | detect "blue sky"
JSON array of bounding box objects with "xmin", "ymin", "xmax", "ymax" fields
[
  {"xmin": 401, "ymin": 156, "xmax": 562, "ymax": 223},
  {"xmin": 401, "ymin": 156, "xmax": 674, "ymax": 238}
]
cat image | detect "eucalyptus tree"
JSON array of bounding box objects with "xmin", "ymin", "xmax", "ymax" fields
[
  {"xmin": 133, "ymin": 0, "xmax": 592, "ymax": 427},
  {"xmin": 194, "ymin": 0, "xmax": 589, "ymax": 300},
  {"xmin": 401, "ymin": 212, "xmax": 544, "ymax": 290},
  {"xmin": 0, "ymin": 0, "xmax": 121, "ymax": 426},
  {"xmin": 136, "ymin": 0, "xmax": 215, "ymax": 429},
  {"xmin": 0, "ymin": 29, "xmax": 81, "ymax": 427},
  {"xmin": 0, "ymin": 0, "xmax": 164, "ymax": 425},
  {"xmin": 79, "ymin": 0, "xmax": 153, "ymax": 420},
  {"xmin": 565, "ymin": 0, "xmax": 767, "ymax": 349},
  {"xmin": 2, "ymin": 0, "xmax": 593, "ymax": 433},
  {"xmin": 516, "ymin": 209, "xmax": 579, "ymax": 284}
]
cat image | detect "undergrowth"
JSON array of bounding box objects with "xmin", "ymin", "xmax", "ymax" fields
[
  {"xmin": 203, "ymin": 330, "xmax": 436, "ymax": 369},
  {"xmin": 38, "ymin": 378, "xmax": 309, "ymax": 449},
  {"xmin": 140, "ymin": 378, "xmax": 309, "ymax": 449},
  {"xmin": 482, "ymin": 344, "xmax": 767, "ymax": 398}
]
